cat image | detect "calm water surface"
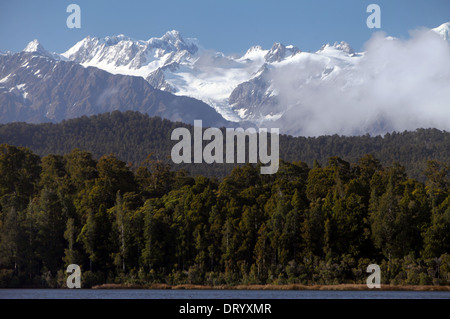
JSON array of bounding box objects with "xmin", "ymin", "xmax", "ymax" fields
[{"xmin": 1, "ymin": 289, "xmax": 450, "ymax": 299}]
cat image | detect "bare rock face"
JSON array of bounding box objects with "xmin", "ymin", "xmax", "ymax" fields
[
  {"xmin": 228, "ymin": 65, "xmax": 279, "ymax": 121},
  {"xmin": 264, "ymin": 42, "xmax": 300, "ymax": 63}
]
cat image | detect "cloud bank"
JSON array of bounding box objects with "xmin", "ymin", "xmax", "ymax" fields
[{"xmin": 270, "ymin": 29, "xmax": 450, "ymax": 136}]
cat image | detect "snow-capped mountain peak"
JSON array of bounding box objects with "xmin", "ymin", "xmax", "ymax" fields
[
  {"xmin": 51, "ymin": 23, "xmax": 450, "ymax": 133},
  {"xmin": 332, "ymin": 41, "xmax": 355, "ymax": 55},
  {"xmin": 318, "ymin": 41, "xmax": 355, "ymax": 56},
  {"xmin": 61, "ymin": 30, "xmax": 198, "ymax": 71},
  {"xmin": 102, "ymin": 34, "xmax": 135, "ymax": 45},
  {"xmin": 240, "ymin": 45, "xmax": 267, "ymax": 61},
  {"xmin": 245, "ymin": 45, "xmax": 264, "ymax": 54},
  {"xmin": 24, "ymin": 39, "xmax": 41, "ymax": 52},
  {"xmin": 264, "ymin": 42, "xmax": 300, "ymax": 63},
  {"xmin": 23, "ymin": 39, "xmax": 60, "ymax": 60},
  {"xmin": 24, "ymin": 39, "xmax": 48, "ymax": 55},
  {"xmin": 159, "ymin": 30, "xmax": 184, "ymax": 45},
  {"xmin": 432, "ymin": 22, "xmax": 450, "ymax": 42},
  {"xmin": 149, "ymin": 30, "xmax": 198, "ymax": 55}
]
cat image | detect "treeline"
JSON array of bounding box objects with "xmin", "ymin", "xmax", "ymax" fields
[
  {"xmin": 0, "ymin": 144, "xmax": 449, "ymax": 288},
  {"xmin": 0, "ymin": 111, "xmax": 449, "ymax": 180}
]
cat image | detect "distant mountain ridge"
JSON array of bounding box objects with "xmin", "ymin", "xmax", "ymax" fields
[
  {"xmin": 1, "ymin": 23, "xmax": 449, "ymax": 136},
  {"xmin": 57, "ymin": 23, "xmax": 450, "ymax": 128},
  {"xmin": 0, "ymin": 50, "xmax": 232, "ymax": 127}
]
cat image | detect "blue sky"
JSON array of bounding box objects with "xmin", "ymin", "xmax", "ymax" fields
[{"xmin": 0, "ymin": 0, "xmax": 449, "ymax": 54}]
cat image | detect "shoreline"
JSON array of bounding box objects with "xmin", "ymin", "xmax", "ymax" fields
[{"xmin": 91, "ymin": 283, "xmax": 450, "ymax": 291}]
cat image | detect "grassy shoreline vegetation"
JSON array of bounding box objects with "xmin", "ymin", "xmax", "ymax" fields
[
  {"xmin": 0, "ymin": 120, "xmax": 449, "ymax": 289},
  {"xmin": 89, "ymin": 283, "xmax": 450, "ymax": 291}
]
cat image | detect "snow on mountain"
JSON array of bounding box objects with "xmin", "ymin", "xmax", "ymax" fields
[
  {"xmin": 13, "ymin": 21, "xmax": 449, "ymax": 136},
  {"xmin": 228, "ymin": 42, "xmax": 362, "ymax": 123},
  {"xmin": 432, "ymin": 22, "xmax": 450, "ymax": 42},
  {"xmin": 23, "ymin": 39, "xmax": 48, "ymax": 54},
  {"xmin": 0, "ymin": 50, "xmax": 232, "ymax": 127},
  {"xmin": 61, "ymin": 31, "xmax": 197, "ymax": 73},
  {"xmin": 61, "ymin": 30, "xmax": 354, "ymax": 123},
  {"xmin": 23, "ymin": 39, "xmax": 61, "ymax": 60},
  {"xmin": 264, "ymin": 42, "xmax": 300, "ymax": 63},
  {"xmin": 317, "ymin": 41, "xmax": 356, "ymax": 57},
  {"xmin": 239, "ymin": 45, "xmax": 268, "ymax": 62}
]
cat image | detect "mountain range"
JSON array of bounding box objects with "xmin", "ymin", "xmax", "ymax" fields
[
  {"xmin": 57, "ymin": 30, "xmax": 360, "ymax": 124},
  {"xmin": 0, "ymin": 22, "xmax": 449, "ymax": 136}
]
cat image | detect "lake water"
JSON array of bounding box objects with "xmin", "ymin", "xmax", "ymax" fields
[{"xmin": 1, "ymin": 289, "xmax": 450, "ymax": 299}]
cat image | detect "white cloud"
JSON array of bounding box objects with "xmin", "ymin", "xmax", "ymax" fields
[{"xmin": 270, "ymin": 29, "xmax": 450, "ymax": 136}]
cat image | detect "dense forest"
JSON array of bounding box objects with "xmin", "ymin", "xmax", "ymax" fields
[
  {"xmin": 0, "ymin": 142, "xmax": 449, "ymax": 288},
  {"xmin": 0, "ymin": 111, "xmax": 449, "ymax": 181}
]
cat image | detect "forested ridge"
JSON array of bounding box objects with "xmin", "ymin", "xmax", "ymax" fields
[
  {"xmin": 0, "ymin": 142, "xmax": 449, "ymax": 288},
  {"xmin": 0, "ymin": 110, "xmax": 449, "ymax": 181}
]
